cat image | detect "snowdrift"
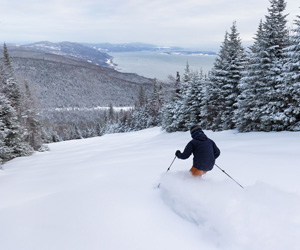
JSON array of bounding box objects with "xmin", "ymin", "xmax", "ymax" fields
[{"xmin": 159, "ymin": 171, "xmax": 300, "ymax": 250}]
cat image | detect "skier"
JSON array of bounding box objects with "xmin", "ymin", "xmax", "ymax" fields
[{"xmin": 175, "ymin": 125, "xmax": 220, "ymax": 177}]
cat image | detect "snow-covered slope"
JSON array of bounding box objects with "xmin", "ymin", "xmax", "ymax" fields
[{"xmin": 1, "ymin": 128, "xmax": 300, "ymax": 250}]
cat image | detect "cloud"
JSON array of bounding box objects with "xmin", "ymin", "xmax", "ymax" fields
[{"xmin": 0, "ymin": 0, "xmax": 299, "ymax": 49}]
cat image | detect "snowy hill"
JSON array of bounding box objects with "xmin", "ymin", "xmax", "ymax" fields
[{"xmin": 1, "ymin": 128, "xmax": 300, "ymax": 250}]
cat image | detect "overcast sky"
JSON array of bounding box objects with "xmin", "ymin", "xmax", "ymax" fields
[{"xmin": 0, "ymin": 0, "xmax": 299, "ymax": 51}]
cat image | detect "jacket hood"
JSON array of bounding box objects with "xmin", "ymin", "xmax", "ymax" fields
[{"xmin": 191, "ymin": 131, "xmax": 208, "ymax": 141}]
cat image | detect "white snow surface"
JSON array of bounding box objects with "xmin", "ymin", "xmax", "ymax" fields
[{"xmin": 1, "ymin": 127, "xmax": 300, "ymax": 250}]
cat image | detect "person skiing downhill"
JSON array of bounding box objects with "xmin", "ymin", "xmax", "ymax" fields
[{"xmin": 175, "ymin": 125, "xmax": 220, "ymax": 177}]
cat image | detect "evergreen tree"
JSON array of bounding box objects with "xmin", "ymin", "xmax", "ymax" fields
[
  {"xmin": 234, "ymin": 21, "xmax": 266, "ymax": 131},
  {"xmin": 221, "ymin": 22, "xmax": 246, "ymax": 129},
  {"xmin": 173, "ymin": 88, "xmax": 190, "ymax": 131},
  {"xmin": 176, "ymin": 71, "xmax": 181, "ymax": 88},
  {"xmin": 202, "ymin": 22, "xmax": 245, "ymax": 131},
  {"xmin": 132, "ymin": 86, "xmax": 149, "ymax": 130},
  {"xmin": 235, "ymin": 0, "xmax": 290, "ymax": 131},
  {"xmin": 282, "ymin": 11, "xmax": 300, "ymax": 130},
  {"xmin": 3, "ymin": 43, "xmax": 14, "ymax": 77},
  {"xmin": 71, "ymin": 125, "xmax": 83, "ymax": 139},
  {"xmin": 1, "ymin": 44, "xmax": 22, "ymax": 115},
  {"xmin": 2, "ymin": 77, "xmax": 22, "ymax": 114},
  {"xmin": 163, "ymin": 69, "xmax": 208, "ymax": 132},
  {"xmin": 161, "ymin": 95, "xmax": 183, "ymax": 132},
  {"xmin": 0, "ymin": 92, "xmax": 33, "ymax": 162},
  {"xmin": 183, "ymin": 62, "xmax": 191, "ymax": 83},
  {"xmin": 260, "ymin": 0, "xmax": 290, "ymax": 131},
  {"xmin": 162, "ymin": 76, "xmax": 186, "ymax": 132},
  {"xmin": 148, "ymin": 79, "xmax": 164, "ymax": 127},
  {"xmin": 163, "ymin": 64, "xmax": 192, "ymax": 131},
  {"xmin": 131, "ymin": 106, "xmax": 148, "ymax": 130},
  {"xmin": 184, "ymin": 71, "xmax": 205, "ymax": 128},
  {"xmin": 108, "ymin": 103, "xmax": 115, "ymax": 122},
  {"xmin": 201, "ymin": 32, "xmax": 229, "ymax": 131}
]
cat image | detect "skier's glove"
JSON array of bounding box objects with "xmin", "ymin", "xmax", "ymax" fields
[{"xmin": 175, "ymin": 150, "xmax": 181, "ymax": 157}]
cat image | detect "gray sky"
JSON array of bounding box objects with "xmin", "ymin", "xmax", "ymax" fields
[{"xmin": 0, "ymin": 0, "xmax": 299, "ymax": 51}]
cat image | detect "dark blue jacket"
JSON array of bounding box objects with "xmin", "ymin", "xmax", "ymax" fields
[{"xmin": 177, "ymin": 131, "xmax": 220, "ymax": 171}]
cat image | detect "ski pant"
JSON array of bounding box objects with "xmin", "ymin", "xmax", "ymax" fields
[{"xmin": 190, "ymin": 166, "xmax": 207, "ymax": 177}]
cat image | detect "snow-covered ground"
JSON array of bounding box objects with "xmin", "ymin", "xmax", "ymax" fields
[{"xmin": 1, "ymin": 127, "xmax": 300, "ymax": 250}]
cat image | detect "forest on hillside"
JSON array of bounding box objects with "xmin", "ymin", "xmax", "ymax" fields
[{"xmin": 0, "ymin": 45, "xmax": 158, "ymax": 164}]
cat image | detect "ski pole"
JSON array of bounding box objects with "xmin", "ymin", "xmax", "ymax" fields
[
  {"xmin": 215, "ymin": 164, "xmax": 244, "ymax": 189},
  {"xmin": 157, "ymin": 156, "xmax": 177, "ymax": 188}
]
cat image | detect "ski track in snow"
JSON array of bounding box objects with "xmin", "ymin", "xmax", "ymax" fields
[
  {"xmin": 160, "ymin": 172, "xmax": 300, "ymax": 250},
  {"xmin": 0, "ymin": 127, "xmax": 300, "ymax": 250}
]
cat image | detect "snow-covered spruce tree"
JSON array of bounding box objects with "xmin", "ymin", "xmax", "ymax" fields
[
  {"xmin": 130, "ymin": 106, "xmax": 147, "ymax": 131},
  {"xmin": 70, "ymin": 125, "xmax": 83, "ymax": 139},
  {"xmin": 236, "ymin": 0, "xmax": 290, "ymax": 131},
  {"xmin": 3, "ymin": 43, "xmax": 14, "ymax": 76},
  {"xmin": 222, "ymin": 22, "xmax": 246, "ymax": 130},
  {"xmin": 260, "ymin": 0, "xmax": 290, "ymax": 131},
  {"xmin": 282, "ymin": 12, "xmax": 300, "ymax": 130},
  {"xmin": 234, "ymin": 21, "xmax": 266, "ymax": 131},
  {"xmin": 107, "ymin": 103, "xmax": 115, "ymax": 123},
  {"xmin": 0, "ymin": 67, "xmax": 22, "ymax": 117},
  {"xmin": 131, "ymin": 86, "xmax": 149, "ymax": 130},
  {"xmin": 202, "ymin": 22, "xmax": 246, "ymax": 131},
  {"xmin": 0, "ymin": 95, "xmax": 12, "ymax": 163},
  {"xmin": 200, "ymin": 73, "xmax": 219, "ymax": 130},
  {"xmin": 1, "ymin": 44, "xmax": 43, "ymax": 149},
  {"xmin": 174, "ymin": 63, "xmax": 194, "ymax": 131},
  {"xmin": 162, "ymin": 67, "xmax": 208, "ymax": 132},
  {"xmin": 201, "ymin": 33, "xmax": 229, "ymax": 131},
  {"xmin": 0, "ymin": 92, "xmax": 33, "ymax": 162},
  {"xmin": 162, "ymin": 81, "xmax": 179, "ymax": 132},
  {"xmin": 181, "ymin": 70, "xmax": 206, "ymax": 129},
  {"xmin": 1, "ymin": 44, "xmax": 21, "ymax": 111},
  {"xmin": 162, "ymin": 73, "xmax": 188, "ymax": 132},
  {"xmin": 147, "ymin": 79, "xmax": 164, "ymax": 127},
  {"xmin": 162, "ymin": 68, "xmax": 208, "ymax": 132},
  {"xmin": 183, "ymin": 62, "xmax": 191, "ymax": 83},
  {"xmin": 161, "ymin": 98, "xmax": 179, "ymax": 132}
]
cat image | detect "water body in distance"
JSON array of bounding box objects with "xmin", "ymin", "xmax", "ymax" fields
[{"xmin": 110, "ymin": 51, "xmax": 216, "ymax": 81}]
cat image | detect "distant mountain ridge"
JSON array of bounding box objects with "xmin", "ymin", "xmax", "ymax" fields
[
  {"xmin": 84, "ymin": 42, "xmax": 217, "ymax": 55},
  {"xmin": 21, "ymin": 41, "xmax": 113, "ymax": 68}
]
